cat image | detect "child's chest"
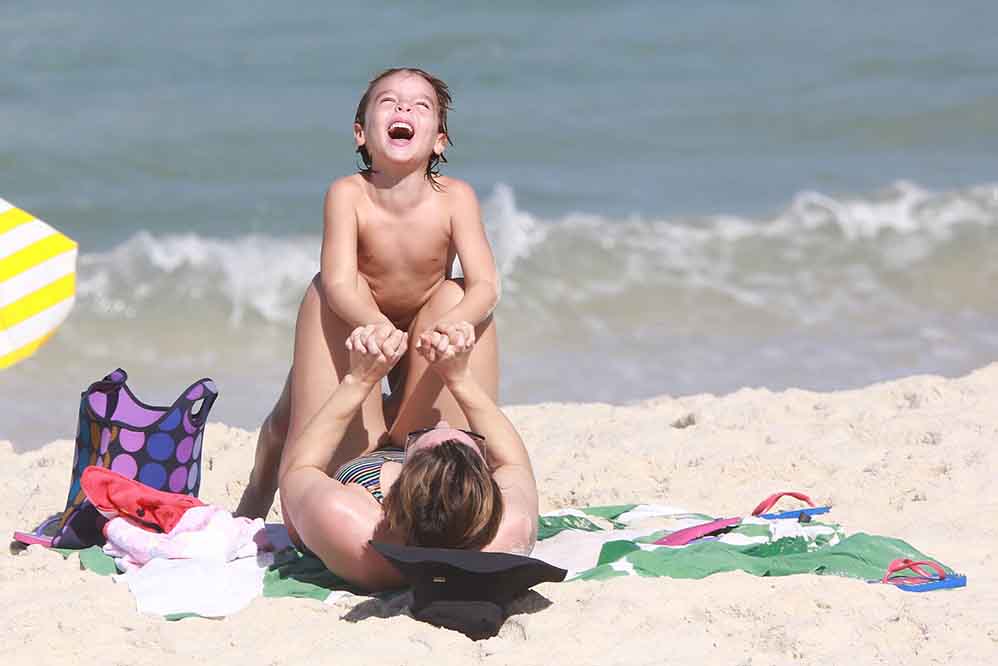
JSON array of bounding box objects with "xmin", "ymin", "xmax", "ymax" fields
[{"xmin": 356, "ymin": 201, "xmax": 454, "ymax": 273}]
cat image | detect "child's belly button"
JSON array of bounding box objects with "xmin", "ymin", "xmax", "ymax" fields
[{"xmin": 374, "ymin": 291, "xmax": 431, "ymax": 325}]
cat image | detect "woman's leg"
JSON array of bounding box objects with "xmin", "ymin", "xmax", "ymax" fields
[
  {"xmin": 387, "ymin": 279, "xmax": 499, "ymax": 443},
  {"xmin": 233, "ymin": 370, "xmax": 291, "ymax": 517},
  {"xmin": 235, "ymin": 273, "xmax": 389, "ymax": 518}
]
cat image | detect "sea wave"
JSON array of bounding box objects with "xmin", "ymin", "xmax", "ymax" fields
[{"xmin": 74, "ymin": 181, "xmax": 998, "ymax": 329}]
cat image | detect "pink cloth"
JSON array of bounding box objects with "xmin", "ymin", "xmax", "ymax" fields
[{"xmin": 103, "ymin": 505, "xmax": 269, "ymax": 571}]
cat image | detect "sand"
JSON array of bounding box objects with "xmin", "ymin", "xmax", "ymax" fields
[{"xmin": 3, "ymin": 365, "xmax": 997, "ymax": 665}]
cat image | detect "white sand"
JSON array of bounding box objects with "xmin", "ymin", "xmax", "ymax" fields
[{"xmin": 3, "ymin": 365, "xmax": 997, "ymax": 664}]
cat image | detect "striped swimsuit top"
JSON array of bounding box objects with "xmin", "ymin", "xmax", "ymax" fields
[{"xmin": 331, "ymin": 448, "xmax": 405, "ymax": 503}]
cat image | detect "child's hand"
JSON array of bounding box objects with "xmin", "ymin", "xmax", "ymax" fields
[
  {"xmin": 417, "ymin": 326, "xmax": 473, "ymax": 384},
  {"xmin": 348, "ymin": 328, "xmax": 407, "ymax": 387},
  {"xmin": 346, "ymin": 322, "xmax": 399, "ymax": 354},
  {"xmin": 415, "ymin": 321, "xmax": 475, "ymax": 359}
]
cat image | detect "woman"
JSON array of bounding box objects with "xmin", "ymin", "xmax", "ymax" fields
[{"xmin": 242, "ymin": 277, "xmax": 538, "ymax": 591}]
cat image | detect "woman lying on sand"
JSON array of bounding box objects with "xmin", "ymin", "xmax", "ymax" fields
[
  {"xmin": 235, "ymin": 68, "xmax": 537, "ymax": 589},
  {"xmin": 243, "ymin": 277, "xmax": 538, "ymax": 590}
]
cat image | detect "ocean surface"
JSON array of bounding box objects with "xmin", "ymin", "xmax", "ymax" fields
[{"xmin": 3, "ymin": 2, "xmax": 997, "ymax": 449}]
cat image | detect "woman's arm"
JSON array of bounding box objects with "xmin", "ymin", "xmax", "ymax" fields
[
  {"xmin": 447, "ymin": 372, "xmax": 539, "ymax": 554},
  {"xmin": 278, "ymin": 330, "xmax": 408, "ymax": 591},
  {"xmin": 279, "ymin": 329, "xmax": 407, "ymax": 492},
  {"xmin": 419, "ymin": 328, "xmax": 539, "ymax": 553}
]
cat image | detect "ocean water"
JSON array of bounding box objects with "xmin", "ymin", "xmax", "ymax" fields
[{"xmin": 3, "ymin": 2, "xmax": 997, "ymax": 449}]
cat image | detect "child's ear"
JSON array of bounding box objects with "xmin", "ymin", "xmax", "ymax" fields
[
  {"xmin": 354, "ymin": 122, "xmax": 366, "ymax": 148},
  {"xmin": 433, "ymin": 132, "xmax": 447, "ymax": 156}
]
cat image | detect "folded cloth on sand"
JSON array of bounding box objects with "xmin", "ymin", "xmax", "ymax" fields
[
  {"xmin": 83, "ymin": 466, "xmax": 204, "ymax": 534},
  {"xmin": 117, "ymin": 554, "xmax": 274, "ymax": 618},
  {"xmin": 98, "ymin": 505, "xmax": 271, "ymax": 618},
  {"xmin": 103, "ymin": 505, "xmax": 268, "ymax": 571}
]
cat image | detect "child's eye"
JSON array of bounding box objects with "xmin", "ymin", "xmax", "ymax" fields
[{"xmin": 417, "ymin": 101, "xmax": 431, "ymax": 109}]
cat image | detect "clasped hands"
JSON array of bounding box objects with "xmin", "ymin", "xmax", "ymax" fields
[{"xmin": 345, "ymin": 320, "xmax": 475, "ymax": 387}]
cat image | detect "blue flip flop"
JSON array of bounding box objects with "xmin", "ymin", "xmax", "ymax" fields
[
  {"xmin": 874, "ymin": 558, "xmax": 967, "ymax": 592},
  {"xmin": 758, "ymin": 506, "xmax": 831, "ymax": 520},
  {"xmin": 751, "ymin": 491, "xmax": 831, "ymax": 521}
]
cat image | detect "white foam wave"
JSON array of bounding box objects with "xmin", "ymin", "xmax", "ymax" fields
[
  {"xmin": 782, "ymin": 180, "xmax": 998, "ymax": 241},
  {"xmin": 73, "ymin": 181, "xmax": 998, "ymax": 327},
  {"xmin": 78, "ymin": 232, "xmax": 321, "ymax": 324},
  {"xmin": 482, "ymin": 183, "xmax": 547, "ymax": 275}
]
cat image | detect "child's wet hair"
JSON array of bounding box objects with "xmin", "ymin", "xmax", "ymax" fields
[{"xmin": 354, "ymin": 67, "xmax": 453, "ymax": 189}]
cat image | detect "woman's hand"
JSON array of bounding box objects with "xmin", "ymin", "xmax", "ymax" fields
[
  {"xmin": 347, "ymin": 327, "xmax": 408, "ymax": 387},
  {"xmin": 416, "ymin": 321, "xmax": 475, "ymax": 385}
]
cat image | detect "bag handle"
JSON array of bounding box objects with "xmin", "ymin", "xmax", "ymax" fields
[
  {"xmin": 84, "ymin": 368, "xmax": 129, "ymax": 418},
  {"xmin": 751, "ymin": 491, "xmax": 815, "ymax": 516},
  {"xmin": 179, "ymin": 378, "xmax": 218, "ymax": 427}
]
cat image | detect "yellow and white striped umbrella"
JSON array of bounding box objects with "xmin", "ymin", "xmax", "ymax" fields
[{"xmin": 0, "ymin": 198, "xmax": 78, "ymax": 369}]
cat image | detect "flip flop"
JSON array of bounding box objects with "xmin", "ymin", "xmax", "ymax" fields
[
  {"xmin": 652, "ymin": 491, "xmax": 832, "ymax": 547},
  {"xmin": 12, "ymin": 513, "xmax": 62, "ymax": 548},
  {"xmin": 875, "ymin": 558, "xmax": 967, "ymax": 592},
  {"xmin": 653, "ymin": 517, "xmax": 742, "ymax": 546},
  {"xmin": 751, "ymin": 491, "xmax": 831, "ymax": 520}
]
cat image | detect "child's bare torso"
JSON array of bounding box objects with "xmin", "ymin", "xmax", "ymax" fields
[{"xmin": 351, "ymin": 174, "xmax": 457, "ymax": 328}]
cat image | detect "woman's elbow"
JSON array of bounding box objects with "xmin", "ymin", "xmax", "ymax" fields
[{"xmin": 489, "ymin": 512, "xmax": 537, "ymax": 555}]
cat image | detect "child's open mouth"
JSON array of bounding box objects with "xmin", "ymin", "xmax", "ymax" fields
[{"xmin": 388, "ymin": 121, "xmax": 414, "ymax": 142}]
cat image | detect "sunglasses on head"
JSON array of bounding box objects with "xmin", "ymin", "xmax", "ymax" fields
[{"xmin": 404, "ymin": 426, "xmax": 486, "ymax": 452}]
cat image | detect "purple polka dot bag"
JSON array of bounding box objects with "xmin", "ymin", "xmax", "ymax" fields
[{"xmin": 12, "ymin": 369, "xmax": 217, "ymax": 549}]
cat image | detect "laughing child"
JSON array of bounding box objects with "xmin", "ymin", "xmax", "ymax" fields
[{"xmin": 237, "ymin": 68, "xmax": 501, "ymax": 518}]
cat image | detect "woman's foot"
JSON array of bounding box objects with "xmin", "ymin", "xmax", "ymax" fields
[{"xmin": 234, "ymin": 481, "xmax": 277, "ymax": 520}]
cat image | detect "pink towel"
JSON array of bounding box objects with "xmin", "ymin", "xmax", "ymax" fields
[{"xmin": 103, "ymin": 505, "xmax": 269, "ymax": 571}]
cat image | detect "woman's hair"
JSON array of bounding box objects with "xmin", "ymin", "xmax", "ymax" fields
[
  {"xmin": 381, "ymin": 440, "xmax": 503, "ymax": 549},
  {"xmin": 354, "ymin": 67, "xmax": 454, "ymax": 189}
]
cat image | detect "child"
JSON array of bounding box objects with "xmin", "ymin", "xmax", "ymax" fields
[{"xmin": 236, "ymin": 68, "xmax": 501, "ymax": 519}]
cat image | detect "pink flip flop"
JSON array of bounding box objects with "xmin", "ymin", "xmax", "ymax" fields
[
  {"xmin": 12, "ymin": 514, "xmax": 62, "ymax": 548},
  {"xmin": 653, "ymin": 517, "xmax": 742, "ymax": 546}
]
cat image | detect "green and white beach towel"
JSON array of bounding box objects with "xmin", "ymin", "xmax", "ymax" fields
[{"xmin": 66, "ymin": 503, "xmax": 960, "ymax": 619}]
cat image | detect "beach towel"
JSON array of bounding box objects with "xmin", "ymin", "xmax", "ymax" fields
[{"xmin": 64, "ymin": 502, "xmax": 963, "ymax": 621}]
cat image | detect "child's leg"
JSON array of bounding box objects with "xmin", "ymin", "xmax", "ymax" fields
[
  {"xmin": 235, "ymin": 273, "xmax": 390, "ymax": 519},
  {"xmin": 387, "ymin": 279, "xmax": 499, "ymax": 443}
]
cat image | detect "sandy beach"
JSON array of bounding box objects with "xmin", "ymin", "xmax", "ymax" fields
[{"xmin": 4, "ymin": 364, "xmax": 997, "ymax": 665}]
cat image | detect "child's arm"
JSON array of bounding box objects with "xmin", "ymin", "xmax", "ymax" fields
[
  {"xmin": 436, "ymin": 180, "xmax": 501, "ymax": 329},
  {"xmin": 319, "ymin": 178, "xmax": 393, "ymax": 329}
]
